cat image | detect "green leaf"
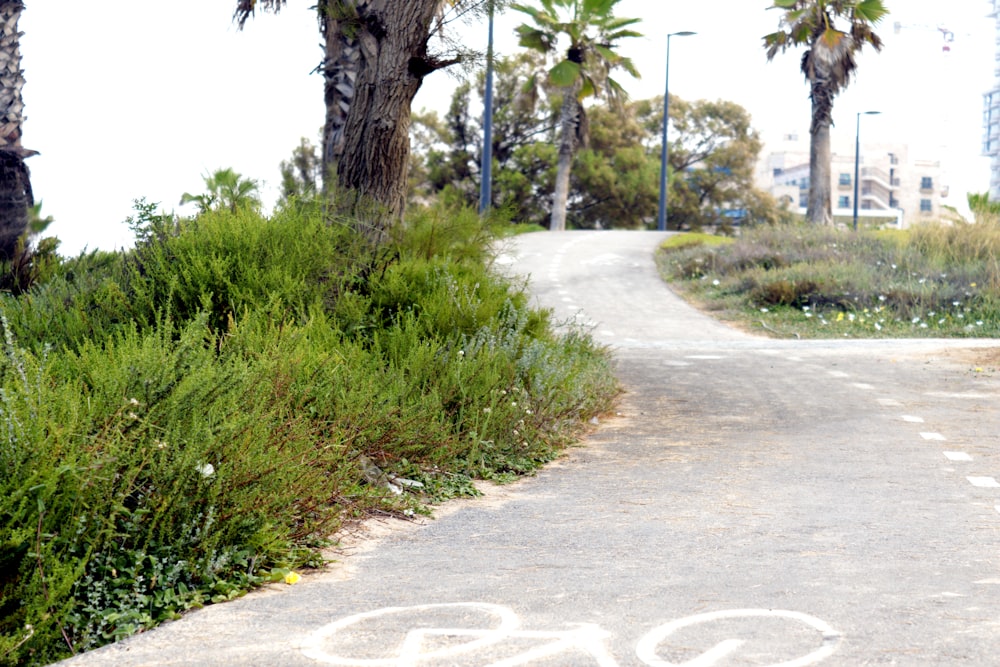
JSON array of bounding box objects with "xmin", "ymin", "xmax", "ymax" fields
[
  {"xmin": 549, "ymin": 60, "xmax": 581, "ymax": 87},
  {"xmin": 773, "ymin": 0, "xmax": 798, "ymax": 7}
]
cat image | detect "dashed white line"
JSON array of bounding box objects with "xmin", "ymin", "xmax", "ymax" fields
[
  {"xmin": 828, "ymin": 371, "xmax": 850, "ymax": 378},
  {"xmin": 877, "ymin": 399, "xmax": 903, "ymax": 407},
  {"xmin": 901, "ymin": 415, "xmax": 925, "ymax": 423},
  {"xmin": 851, "ymin": 383, "xmax": 875, "ymax": 390},
  {"xmin": 943, "ymin": 452, "xmax": 973, "ymax": 462},
  {"xmin": 920, "ymin": 432, "xmax": 947, "ymax": 441},
  {"xmin": 967, "ymin": 477, "xmax": 1000, "ymax": 488}
]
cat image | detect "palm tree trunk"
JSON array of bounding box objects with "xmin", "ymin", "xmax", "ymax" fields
[
  {"xmin": 550, "ymin": 90, "xmax": 580, "ymax": 231},
  {"xmin": 807, "ymin": 78, "xmax": 834, "ymax": 226},
  {"xmin": 320, "ymin": 1, "xmax": 453, "ymax": 244},
  {"xmin": 0, "ymin": 1, "xmax": 31, "ymax": 259}
]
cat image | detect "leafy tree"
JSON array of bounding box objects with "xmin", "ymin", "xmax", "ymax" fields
[
  {"xmin": 764, "ymin": 0, "xmax": 888, "ymax": 225},
  {"xmin": 513, "ymin": 0, "xmax": 641, "ymax": 230},
  {"xmin": 233, "ymin": 1, "xmax": 500, "ymax": 244},
  {"xmin": 180, "ymin": 168, "xmax": 260, "ymax": 215},
  {"xmin": 0, "ymin": 1, "xmax": 34, "ymax": 261},
  {"xmin": 279, "ymin": 137, "xmax": 322, "ymax": 206},
  {"xmin": 411, "ymin": 57, "xmax": 780, "ymax": 231}
]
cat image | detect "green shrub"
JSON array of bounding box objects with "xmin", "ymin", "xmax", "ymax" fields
[{"xmin": 0, "ymin": 199, "xmax": 619, "ymax": 665}]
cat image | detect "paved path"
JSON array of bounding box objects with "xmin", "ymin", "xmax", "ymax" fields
[{"xmin": 61, "ymin": 231, "xmax": 1000, "ymax": 666}]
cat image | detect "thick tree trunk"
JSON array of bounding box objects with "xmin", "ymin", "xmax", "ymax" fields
[
  {"xmin": 0, "ymin": 1, "xmax": 31, "ymax": 259},
  {"xmin": 320, "ymin": 0, "xmax": 450, "ymax": 244},
  {"xmin": 550, "ymin": 89, "xmax": 581, "ymax": 232}
]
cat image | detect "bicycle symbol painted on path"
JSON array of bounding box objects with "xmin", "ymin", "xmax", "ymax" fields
[{"xmin": 299, "ymin": 602, "xmax": 842, "ymax": 667}]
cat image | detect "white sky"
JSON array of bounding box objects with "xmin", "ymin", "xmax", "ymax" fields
[{"xmin": 22, "ymin": 1, "xmax": 996, "ymax": 255}]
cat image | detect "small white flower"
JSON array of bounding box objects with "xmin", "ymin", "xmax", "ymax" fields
[
  {"xmin": 874, "ymin": 323, "xmax": 882, "ymax": 331},
  {"xmin": 127, "ymin": 412, "xmax": 139, "ymax": 420},
  {"xmin": 458, "ymin": 350, "xmax": 465, "ymax": 357},
  {"xmin": 524, "ymin": 409, "xmax": 533, "ymax": 415},
  {"xmin": 977, "ymin": 321, "xmax": 984, "ymax": 326},
  {"xmin": 878, "ymin": 295, "xmax": 886, "ymax": 302},
  {"xmin": 128, "ymin": 398, "xmax": 140, "ymax": 406},
  {"xmin": 911, "ymin": 317, "xmax": 921, "ymax": 324},
  {"xmin": 483, "ymin": 407, "xmax": 491, "ymax": 414},
  {"xmin": 953, "ymin": 301, "xmax": 961, "ymax": 307},
  {"xmin": 196, "ymin": 463, "xmax": 215, "ymax": 478},
  {"xmin": 712, "ymin": 279, "xmax": 720, "ymax": 286},
  {"xmin": 760, "ymin": 308, "xmax": 769, "ymax": 313},
  {"xmin": 920, "ymin": 323, "xmax": 928, "ymax": 329}
]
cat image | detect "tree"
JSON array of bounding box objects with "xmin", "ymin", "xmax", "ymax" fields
[
  {"xmin": 411, "ymin": 58, "xmax": 780, "ymax": 231},
  {"xmin": 180, "ymin": 168, "xmax": 261, "ymax": 215},
  {"xmin": 513, "ymin": 0, "xmax": 641, "ymax": 230},
  {"xmin": 233, "ymin": 1, "xmax": 496, "ymax": 244},
  {"xmin": 0, "ymin": 1, "xmax": 34, "ymax": 261},
  {"xmin": 764, "ymin": 0, "xmax": 888, "ymax": 225},
  {"xmin": 278, "ymin": 137, "xmax": 322, "ymax": 206}
]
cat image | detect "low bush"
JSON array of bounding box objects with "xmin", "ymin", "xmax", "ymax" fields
[
  {"xmin": 657, "ymin": 223, "xmax": 1000, "ymax": 337},
  {"xmin": 0, "ymin": 200, "xmax": 619, "ymax": 666}
]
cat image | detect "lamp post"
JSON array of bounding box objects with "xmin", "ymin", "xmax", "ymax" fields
[
  {"xmin": 853, "ymin": 110, "xmax": 881, "ymax": 231},
  {"xmin": 657, "ymin": 30, "xmax": 696, "ymax": 232},
  {"xmin": 478, "ymin": 1, "xmax": 496, "ymax": 215}
]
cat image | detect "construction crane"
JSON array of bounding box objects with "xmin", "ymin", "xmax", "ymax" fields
[{"xmin": 893, "ymin": 21, "xmax": 967, "ymax": 53}]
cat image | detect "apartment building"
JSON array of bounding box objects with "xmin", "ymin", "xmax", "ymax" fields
[
  {"xmin": 758, "ymin": 134, "xmax": 946, "ymax": 227},
  {"xmin": 984, "ymin": 0, "xmax": 1000, "ymax": 200}
]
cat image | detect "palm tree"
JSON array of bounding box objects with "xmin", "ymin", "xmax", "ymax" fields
[
  {"xmin": 180, "ymin": 168, "xmax": 260, "ymax": 215},
  {"xmin": 233, "ymin": 1, "xmax": 495, "ymax": 243},
  {"xmin": 513, "ymin": 0, "xmax": 640, "ymax": 231},
  {"xmin": 764, "ymin": 0, "xmax": 888, "ymax": 226},
  {"xmin": 0, "ymin": 1, "xmax": 35, "ymax": 260}
]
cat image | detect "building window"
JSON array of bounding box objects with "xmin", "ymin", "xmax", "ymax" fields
[
  {"xmin": 921, "ymin": 176, "xmax": 934, "ymax": 190},
  {"xmin": 838, "ymin": 173, "xmax": 852, "ymax": 186},
  {"xmin": 838, "ymin": 196, "xmax": 851, "ymax": 209},
  {"xmin": 920, "ymin": 199, "xmax": 933, "ymax": 212}
]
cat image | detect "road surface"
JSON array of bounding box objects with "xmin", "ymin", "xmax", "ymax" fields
[{"xmin": 60, "ymin": 231, "xmax": 1000, "ymax": 666}]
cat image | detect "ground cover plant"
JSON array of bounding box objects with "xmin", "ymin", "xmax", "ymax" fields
[
  {"xmin": 0, "ymin": 199, "xmax": 619, "ymax": 666},
  {"xmin": 656, "ymin": 219, "xmax": 1000, "ymax": 338}
]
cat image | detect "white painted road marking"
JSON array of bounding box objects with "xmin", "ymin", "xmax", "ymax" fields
[
  {"xmin": 920, "ymin": 432, "xmax": 947, "ymax": 441},
  {"xmin": 943, "ymin": 452, "xmax": 973, "ymax": 462},
  {"xmin": 850, "ymin": 383, "xmax": 875, "ymax": 390},
  {"xmin": 301, "ymin": 604, "xmax": 842, "ymax": 667},
  {"xmin": 967, "ymin": 477, "xmax": 1000, "ymax": 488},
  {"xmin": 828, "ymin": 371, "xmax": 850, "ymax": 378},
  {"xmin": 877, "ymin": 399, "xmax": 903, "ymax": 407},
  {"xmin": 636, "ymin": 609, "xmax": 841, "ymax": 667},
  {"xmin": 901, "ymin": 415, "xmax": 925, "ymax": 423}
]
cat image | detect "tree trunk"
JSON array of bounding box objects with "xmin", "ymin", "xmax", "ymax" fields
[
  {"xmin": 807, "ymin": 73, "xmax": 834, "ymax": 226},
  {"xmin": 550, "ymin": 89, "xmax": 581, "ymax": 231},
  {"xmin": 319, "ymin": 0, "xmax": 451, "ymax": 244},
  {"xmin": 0, "ymin": 1, "xmax": 30, "ymax": 259}
]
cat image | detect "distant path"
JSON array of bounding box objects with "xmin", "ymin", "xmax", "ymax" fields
[{"xmin": 60, "ymin": 231, "xmax": 1000, "ymax": 666}]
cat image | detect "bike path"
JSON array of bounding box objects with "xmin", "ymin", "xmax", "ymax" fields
[{"xmin": 59, "ymin": 231, "xmax": 1000, "ymax": 666}]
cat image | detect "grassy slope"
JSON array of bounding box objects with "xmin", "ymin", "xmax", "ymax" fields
[{"xmin": 656, "ymin": 222, "xmax": 1000, "ymax": 340}]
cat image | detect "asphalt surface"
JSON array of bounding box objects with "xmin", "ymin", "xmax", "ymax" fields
[{"xmin": 59, "ymin": 230, "xmax": 1000, "ymax": 666}]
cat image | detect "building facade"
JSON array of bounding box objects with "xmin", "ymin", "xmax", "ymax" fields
[
  {"xmin": 984, "ymin": 0, "xmax": 1000, "ymax": 200},
  {"xmin": 758, "ymin": 134, "xmax": 946, "ymax": 227}
]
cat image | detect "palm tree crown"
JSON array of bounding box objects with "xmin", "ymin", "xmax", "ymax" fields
[
  {"xmin": 763, "ymin": 0, "xmax": 888, "ymax": 225},
  {"xmin": 513, "ymin": 0, "xmax": 641, "ymax": 230}
]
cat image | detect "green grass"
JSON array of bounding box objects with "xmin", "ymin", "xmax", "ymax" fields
[
  {"xmin": 656, "ymin": 221, "xmax": 1000, "ymax": 339},
  {"xmin": 0, "ymin": 200, "xmax": 620, "ymax": 666}
]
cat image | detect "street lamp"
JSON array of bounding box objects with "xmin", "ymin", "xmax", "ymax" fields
[
  {"xmin": 853, "ymin": 110, "xmax": 881, "ymax": 231},
  {"xmin": 478, "ymin": 1, "xmax": 496, "ymax": 215},
  {"xmin": 657, "ymin": 30, "xmax": 696, "ymax": 232}
]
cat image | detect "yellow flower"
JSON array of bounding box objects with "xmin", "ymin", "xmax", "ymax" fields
[
  {"xmin": 971, "ymin": 282, "xmax": 978, "ymax": 287},
  {"xmin": 284, "ymin": 571, "xmax": 301, "ymax": 585},
  {"xmin": 836, "ymin": 312, "xmax": 844, "ymax": 322}
]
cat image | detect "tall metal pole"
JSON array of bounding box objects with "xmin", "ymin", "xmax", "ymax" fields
[
  {"xmin": 657, "ymin": 31, "xmax": 695, "ymax": 232},
  {"xmin": 478, "ymin": 2, "xmax": 496, "ymax": 215},
  {"xmin": 853, "ymin": 110, "xmax": 881, "ymax": 231}
]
